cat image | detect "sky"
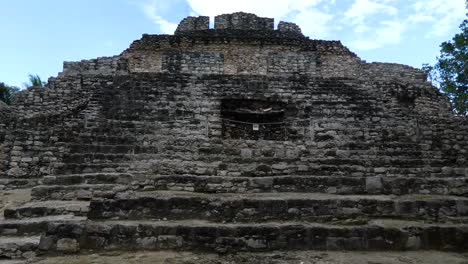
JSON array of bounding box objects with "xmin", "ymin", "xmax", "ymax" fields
[{"xmin": 0, "ymin": 0, "xmax": 466, "ymax": 88}]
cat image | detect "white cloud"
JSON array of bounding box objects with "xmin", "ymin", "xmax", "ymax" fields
[
  {"xmin": 407, "ymin": 13, "xmax": 433, "ymax": 23},
  {"xmin": 410, "ymin": 0, "xmax": 466, "ymax": 36},
  {"xmin": 343, "ymin": 0, "xmax": 400, "ymax": 38},
  {"xmin": 186, "ymin": 0, "xmax": 324, "ymax": 20},
  {"xmin": 343, "ymin": 0, "xmax": 465, "ymax": 50},
  {"xmin": 143, "ymin": 0, "xmax": 178, "ymax": 34},
  {"xmin": 138, "ymin": 0, "xmax": 465, "ymax": 53},
  {"xmin": 185, "ymin": 0, "xmax": 334, "ymax": 37},
  {"xmin": 377, "ymin": 21, "xmax": 404, "ymax": 45},
  {"xmin": 292, "ymin": 8, "xmax": 334, "ymax": 38},
  {"xmin": 341, "ymin": 0, "xmax": 403, "ymax": 51},
  {"xmin": 349, "ymin": 40, "xmax": 381, "ymax": 50},
  {"xmin": 345, "ymin": 0, "xmax": 398, "ymax": 25},
  {"xmin": 354, "ymin": 24, "xmax": 372, "ymax": 33},
  {"xmin": 350, "ymin": 20, "xmax": 405, "ymax": 50}
]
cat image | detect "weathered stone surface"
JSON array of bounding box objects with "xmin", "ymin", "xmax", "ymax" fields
[
  {"xmin": 277, "ymin": 21, "xmax": 302, "ymax": 35},
  {"xmin": 87, "ymin": 191, "xmax": 468, "ymax": 223},
  {"xmin": 38, "ymin": 236, "xmax": 55, "ymax": 251},
  {"xmin": 39, "ymin": 220, "xmax": 468, "ymax": 253},
  {"xmin": 0, "ymin": 236, "xmax": 40, "ymax": 259},
  {"xmin": 0, "ymin": 12, "xmax": 467, "ymax": 260},
  {"xmin": 214, "ymin": 12, "xmax": 274, "ymax": 31},
  {"xmin": 175, "ymin": 16, "xmax": 209, "ymax": 33},
  {"xmin": 366, "ymin": 176, "xmax": 383, "ymax": 193},
  {"xmin": 56, "ymin": 238, "xmax": 79, "ymax": 253}
]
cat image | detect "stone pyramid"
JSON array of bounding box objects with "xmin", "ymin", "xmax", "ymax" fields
[{"xmin": 1, "ymin": 12, "xmax": 468, "ymax": 260}]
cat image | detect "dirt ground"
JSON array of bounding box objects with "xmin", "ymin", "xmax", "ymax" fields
[{"xmin": 2, "ymin": 250, "xmax": 464, "ymax": 264}]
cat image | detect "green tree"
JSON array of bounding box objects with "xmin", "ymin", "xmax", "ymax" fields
[
  {"xmin": 0, "ymin": 82, "xmax": 20, "ymax": 105},
  {"xmin": 424, "ymin": 19, "xmax": 468, "ymax": 116},
  {"xmin": 24, "ymin": 74, "xmax": 45, "ymax": 88}
]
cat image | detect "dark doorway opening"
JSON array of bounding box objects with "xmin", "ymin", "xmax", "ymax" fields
[{"xmin": 221, "ymin": 99, "xmax": 287, "ymax": 140}]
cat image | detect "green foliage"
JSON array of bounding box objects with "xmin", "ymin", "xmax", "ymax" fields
[
  {"xmin": 424, "ymin": 19, "xmax": 468, "ymax": 116},
  {"xmin": 0, "ymin": 82, "xmax": 20, "ymax": 105},
  {"xmin": 421, "ymin": 63, "xmax": 435, "ymax": 83},
  {"xmin": 24, "ymin": 74, "xmax": 45, "ymax": 88}
]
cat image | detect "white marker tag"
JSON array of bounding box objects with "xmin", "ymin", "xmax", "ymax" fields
[{"xmin": 253, "ymin": 124, "xmax": 259, "ymax": 131}]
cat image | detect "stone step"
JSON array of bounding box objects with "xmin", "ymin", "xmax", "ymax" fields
[
  {"xmin": 145, "ymin": 159, "xmax": 467, "ymax": 177},
  {"xmin": 31, "ymin": 184, "xmax": 127, "ymax": 201},
  {"xmin": 53, "ymin": 162, "xmax": 148, "ymax": 175},
  {"xmin": 0, "ymin": 215, "xmax": 87, "ymax": 237},
  {"xmin": 52, "ymin": 158, "xmax": 466, "ymax": 178},
  {"xmin": 88, "ymin": 191, "xmax": 468, "ymax": 223},
  {"xmin": 0, "ymin": 236, "xmax": 40, "ymax": 260},
  {"xmin": 146, "ymin": 174, "xmax": 468, "ymax": 196},
  {"xmin": 66, "ymin": 143, "xmax": 440, "ymax": 157},
  {"xmin": 40, "ymin": 219, "xmax": 468, "ymax": 253},
  {"xmin": 40, "ymin": 174, "xmax": 468, "ymax": 196},
  {"xmin": 59, "ymin": 144, "xmax": 459, "ymax": 164},
  {"xmin": 42, "ymin": 173, "xmax": 134, "ymax": 186},
  {"xmin": 67, "ymin": 144, "xmax": 140, "ymax": 154},
  {"xmin": 61, "ymin": 153, "xmax": 136, "ymax": 164},
  {"xmin": 59, "ymin": 138, "xmax": 458, "ymax": 158},
  {"xmin": 71, "ymin": 135, "xmax": 137, "ymax": 145},
  {"xmin": 0, "ymin": 178, "xmax": 38, "ymax": 189},
  {"xmin": 4, "ymin": 201, "xmax": 90, "ymax": 219}
]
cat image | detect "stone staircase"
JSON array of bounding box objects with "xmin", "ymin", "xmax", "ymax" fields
[
  {"xmin": 2, "ymin": 171, "xmax": 468, "ymax": 260},
  {"xmin": 2, "ymin": 116, "xmax": 467, "ymax": 260},
  {"xmin": 0, "ymin": 200, "xmax": 86, "ymax": 260},
  {"xmin": 2, "ymin": 11, "xmax": 468, "ymax": 262}
]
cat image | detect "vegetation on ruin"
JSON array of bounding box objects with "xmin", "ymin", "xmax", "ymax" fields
[
  {"xmin": 0, "ymin": 74, "xmax": 46, "ymax": 105},
  {"xmin": 423, "ymin": 16, "xmax": 468, "ymax": 116},
  {"xmin": 0, "ymin": 82, "xmax": 19, "ymax": 105},
  {"xmin": 24, "ymin": 74, "xmax": 45, "ymax": 88}
]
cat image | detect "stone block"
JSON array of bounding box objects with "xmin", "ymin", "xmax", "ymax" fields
[
  {"xmin": 366, "ymin": 177, "xmax": 383, "ymax": 193},
  {"xmin": 175, "ymin": 16, "xmax": 210, "ymax": 34},
  {"xmin": 277, "ymin": 21, "xmax": 302, "ymax": 35},
  {"xmin": 136, "ymin": 237, "xmax": 157, "ymax": 249},
  {"xmin": 157, "ymin": 235, "xmax": 183, "ymax": 249},
  {"xmin": 240, "ymin": 148, "xmax": 253, "ymax": 158},
  {"xmin": 76, "ymin": 190, "xmax": 92, "ymax": 200},
  {"xmin": 245, "ymin": 238, "xmax": 267, "ymax": 249},
  {"xmin": 456, "ymin": 200, "xmax": 468, "ymax": 215},
  {"xmin": 251, "ymin": 177, "xmax": 274, "ymax": 188},
  {"xmin": 215, "ymin": 12, "xmax": 274, "ymax": 31},
  {"xmin": 405, "ymin": 236, "xmax": 421, "ymax": 250},
  {"xmin": 56, "ymin": 238, "xmax": 79, "ymax": 253}
]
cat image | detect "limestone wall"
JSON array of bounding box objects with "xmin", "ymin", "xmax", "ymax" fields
[
  {"xmin": 1, "ymin": 13, "xmax": 466, "ymax": 190},
  {"xmin": 0, "ymin": 102, "xmax": 13, "ymax": 181},
  {"xmin": 361, "ymin": 62, "xmax": 427, "ymax": 82},
  {"xmin": 58, "ymin": 56, "xmax": 126, "ymax": 77},
  {"xmin": 122, "ymin": 35, "xmax": 355, "ymax": 77},
  {"xmin": 277, "ymin": 21, "xmax": 302, "ymax": 35},
  {"xmin": 0, "ymin": 76, "xmax": 114, "ymax": 188},
  {"xmin": 162, "ymin": 52, "xmax": 224, "ymax": 74},
  {"xmin": 2, "ymin": 70, "xmax": 466, "ymax": 190},
  {"xmin": 175, "ymin": 16, "xmax": 209, "ymax": 33},
  {"xmin": 214, "ymin": 12, "xmax": 274, "ymax": 31},
  {"xmin": 12, "ymin": 79, "xmax": 87, "ymax": 119}
]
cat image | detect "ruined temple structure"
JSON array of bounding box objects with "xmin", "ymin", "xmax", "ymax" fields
[{"xmin": 1, "ymin": 12, "xmax": 468, "ymax": 259}]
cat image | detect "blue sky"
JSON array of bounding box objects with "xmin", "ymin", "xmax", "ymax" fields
[{"xmin": 0, "ymin": 0, "xmax": 466, "ymax": 88}]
